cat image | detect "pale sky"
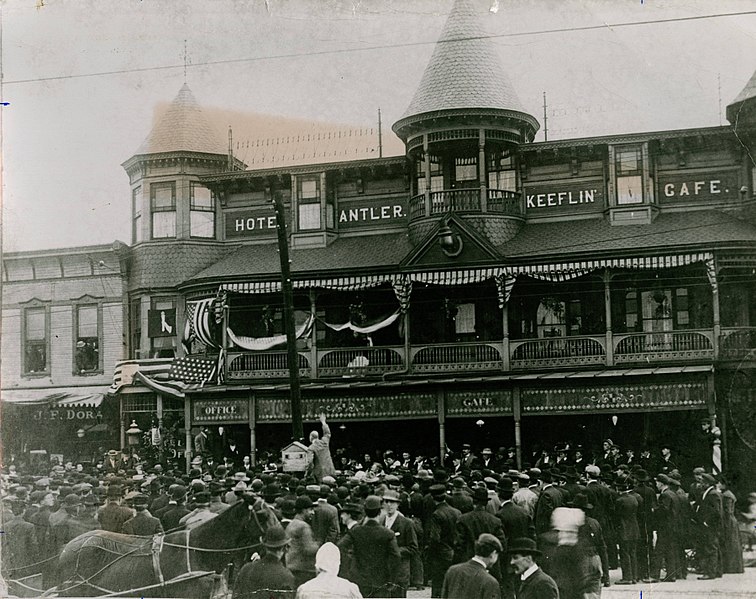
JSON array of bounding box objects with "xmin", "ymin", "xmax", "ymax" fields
[{"xmin": 3, "ymin": 0, "xmax": 756, "ymax": 252}]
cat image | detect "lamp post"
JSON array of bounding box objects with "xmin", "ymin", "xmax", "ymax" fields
[{"xmin": 126, "ymin": 420, "xmax": 142, "ymax": 448}]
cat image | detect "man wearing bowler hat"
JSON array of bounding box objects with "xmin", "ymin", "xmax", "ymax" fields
[
  {"xmin": 286, "ymin": 495, "xmax": 319, "ymax": 588},
  {"xmin": 338, "ymin": 494, "xmax": 401, "ymax": 597},
  {"xmin": 426, "ymin": 483, "xmax": 461, "ymax": 597},
  {"xmin": 122, "ymin": 493, "xmax": 163, "ymax": 536},
  {"xmin": 97, "ymin": 485, "xmax": 134, "ymax": 534},
  {"xmin": 695, "ymin": 472, "xmax": 724, "ymax": 580},
  {"xmin": 442, "ymin": 533, "xmax": 503, "ymax": 599},
  {"xmin": 533, "ymin": 470, "xmax": 563, "ymax": 536},
  {"xmin": 496, "ymin": 478, "xmax": 534, "ymax": 543},
  {"xmin": 233, "ymin": 526, "xmax": 295, "ymax": 599},
  {"xmin": 508, "ymin": 538, "xmax": 558, "ymax": 599}
]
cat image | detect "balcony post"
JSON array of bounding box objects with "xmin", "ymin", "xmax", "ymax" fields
[
  {"xmin": 712, "ymin": 279, "xmax": 721, "ymax": 360},
  {"xmin": 423, "ymin": 134, "xmax": 431, "ymax": 217},
  {"xmin": 403, "ymin": 305, "xmax": 411, "ymax": 374},
  {"xmin": 513, "ymin": 386, "xmax": 522, "ymax": 470},
  {"xmin": 604, "ymin": 270, "xmax": 614, "ymax": 366},
  {"xmin": 248, "ymin": 390, "xmax": 256, "ymax": 467},
  {"xmin": 309, "ymin": 291, "xmax": 318, "ymax": 379},
  {"xmin": 479, "ymin": 129, "xmax": 487, "ymax": 212},
  {"xmin": 502, "ymin": 300, "xmax": 510, "ymax": 371},
  {"xmin": 437, "ymin": 389, "xmax": 446, "ymax": 466},
  {"xmin": 222, "ymin": 301, "xmax": 229, "ymax": 382}
]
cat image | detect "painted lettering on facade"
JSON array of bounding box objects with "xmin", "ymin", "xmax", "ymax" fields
[
  {"xmin": 523, "ymin": 182, "xmax": 605, "ymax": 213},
  {"xmin": 225, "ymin": 209, "xmax": 282, "ymax": 239},
  {"xmin": 658, "ymin": 172, "xmax": 739, "ymax": 203},
  {"xmin": 193, "ymin": 399, "xmax": 249, "ymax": 423},
  {"xmin": 337, "ymin": 198, "xmax": 408, "ymax": 230}
]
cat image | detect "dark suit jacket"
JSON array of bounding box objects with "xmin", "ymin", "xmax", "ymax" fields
[
  {"xmin": 697, "ymin": 487, "xmax": 723, "ymax": 535},
  {"xmin": 614, "ymin": 492, "xmax": 640, "ymax": 541},
  {"xmin": 232, "ymin": 552, "xmax": 295, "ymax": 599},
  {"xmin": 122, "ymin": 510, "xmax": 164, "ymax": 536},
  {"xmin": 442, "ymin": 559, "xmax": 500, "ymax": 599},
  {"xmin": 455, "ymin": 508, "xmax": 506, "ymax": 564},
  {"xmin": 497, "ymin": 500, "xmax": 535, "ymax": 541},
  {"xmin": 426, "ymin": 501, "xmax": 461, "ymax": 562},
  {"xmin": 449, "ymin": 490, "xmax": 474, "ymax": 514},
  {"xmin": 534, "ymin": 484, "xmax": 563, "ymax": 534},
  {"xmin": 161, "ymin": 504, "xmax": 191, "ymax": 531},
  {"xmin": 338, "ymin": 519, "xmax": 401, "ymax": 592},
  {"xmin": 655, "ymin": 488, "xmax": 679, "ymax": 536},
  {"xmin": 3, "ymin": 515, "xmax": 38, "ymax": 576},
  {"xmin": 516, "ymin": 567, "xmax": 559, "ymax": 599},
  {"xmin": 97, "ymin": 502, "xmax": 134, "ymax": 534},
  {"xmin": 383, "ymin": 512, "xmax": 419, "ymax": 588},
  {"xmin": 311, "ymin": 500, "xmax": 340, "ymax": 544}
]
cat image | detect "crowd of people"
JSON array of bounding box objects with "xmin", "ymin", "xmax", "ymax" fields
[{"xmin": 1, "ymin": 414, "xmax": 753, "ymax": 599}]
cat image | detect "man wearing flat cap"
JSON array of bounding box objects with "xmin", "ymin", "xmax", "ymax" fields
[
  {"xmin": 508, "ymin": 538, "xmax": 558, "ymax": 599},
  {"xmin": 233, "ymin": 526, "xmax": 295, "ymax": 599},
  {"xmin": 442, "ymin": 533, "xmax": 502, "ymax": 599}
]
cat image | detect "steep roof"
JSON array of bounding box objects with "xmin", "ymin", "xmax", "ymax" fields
[
  {"xmin": 135, "ymin": 84, "xmax": 227, "ymax": 156},
  {"xmin": 727, "ymin": 67, "xmax": 756, "ymax": 125},
  {"xmin": 399, "ymin": 0, "xmax": 527, "ymax": 120},
  {"xmin": 498, "ymin": 210, "xmax": 756, "ymax": 260}
]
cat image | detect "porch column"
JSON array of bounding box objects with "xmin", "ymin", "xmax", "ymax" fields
[
  {"xmin": 478, "ymin": 129, "xmax": 487, "ymax": 212},
  {"xmin": 156, "ymin": 394, "xmax": 164, "ymax": 463},
  {"xmin": 502, "ymin": 300, "xmax": 510, "ymax": 371},
  {"xmin": 221, "ymin": 300, "xmax": 229, "ymax": 382},
  {"xmin": 249, "ymin": 391, "xmax": 257, "ymax": 467},
  {"xmin": 513, "ymin": 386, "xmax": 522, "ymax": 470},
  {"xmin": 119, "ymin": 396, "xmax": 126, "ymax": 450},
  {"xmin": 184, "ymin": 397, "xmax": 192, "ymax": 473},
  {"xmin": 706, "ymin": 374, "xmax": 722, "ymax": 474},
  {"xmin": 603, "ymin": 270, "xmax": 614, "ymax": 366},
  {"xmin": 423, "ymin": 134, "xmax": 431, "ymax": 217},
  {"xmin": 309, "ymin": 291, "xmax": 318, "ymax": 379},
  {"xmin": 403, "ymin": 302, "xmax": 411, "ymax": 373},
  {"xmin": 437, "ymin": 390, "xmax": 446, "ymax": 466},
  {"xmin": 712, "ymin": 277, "xmax": 721, "ymax": 360}
]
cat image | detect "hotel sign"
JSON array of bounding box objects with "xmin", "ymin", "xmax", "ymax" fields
[
  {"xmin": 338, "ymin": 197, "xmax": 408, "ymax": 230},
  {"xmin": 658, "ymin": 171, "xmax": 739, "ymax": 203},
  {"xmin": 524, "ymin": 181, "xmax": 605, "ymax": 214},
  {"xmin": 225, "ymin": 209, "xmax": 288, "ymax": 239}
]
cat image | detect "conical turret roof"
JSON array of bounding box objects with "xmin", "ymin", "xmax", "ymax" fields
[
  {"xmin": 726, "ymin": 67, "xmax": 756, "ymax": 126},
  {"xmin": 135, "ymin": 84, "xmax": 226, "ymax": 156},
  {"xmin": 399, "ymin": 0, "xmax": 529, "ymax": 121}
]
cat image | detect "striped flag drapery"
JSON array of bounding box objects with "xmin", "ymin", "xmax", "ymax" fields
[
  {"xmin": 321, "ymin": 309, "xmax": 401, "ymax": 335},
  {"xmin": 109, "ymin": 356, "xmax": 219, "ymax": 398},
  {"xmin": 227, "ymin": 313, "xmax": 315, "ymax": 352},
  {"xmin": 183, "ymin": 298, "xmax": 221, "ymax": 351}
]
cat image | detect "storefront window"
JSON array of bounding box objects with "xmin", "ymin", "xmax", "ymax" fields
[{"xmin": 75, "ymin": 305, "xmax": 100, "ymax": 374}]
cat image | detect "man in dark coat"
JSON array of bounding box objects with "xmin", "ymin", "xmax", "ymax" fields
[
  {"xmin": 448, "ymin": 477, "xmax": 474, "ymax": 514},
  {"xmin": 614, "ymin": 480, "xmax": 640, "ymax": 584},
  {"xmin": 652, "ymin": 474, "xmax": 681, "ymax": 582},
  {"xmin": 696, "ymin": 473, "xmax": 724, "ymax": 580},
  {"xmin": 425, "ymin": 484, "xmax": 461, "ymax": 597},
  {"xmin": 455, "ymin": 487, "xmax": 506, "ymax": 578},
  {"xmin": 442, "ymin": 533, "xmax": 502, "ymax": 599},
  {"xmin": 533, "ymin": 470, "xmax": 563, "ymax": 536},
  {"xmin": 160, "ymin": 486, "xmax": 190, "ymax": 531},
  {"xmin": 122, "ymin": 494, "xmax": 163, "ymax": 536},
  {"xmin": 2, "ymin": 499, "xmax": 38, "ymax": 579},
  {"xmin": 233, "ymin": 525, "xmax": 295, "ymax": 599},
  {"xmin": 632, "ymin": 469, "xmax": 656, "ymax": 582},
  {"xmin": 311, "ymin": 485, "xmax": 340, "ymax": 545},
  {"xmin": 97, "ymin": 485, "xmax": 134, "ymax": 533},
  {"xmin": 338, "ymin": 494, "xmax": 401, "ymax": 597},
  {"xmin": 496, "ymin": 478, "xmax": 535, "ymax": 541},
  {"xmin": 508, "ymin": 538, "xmax": 559, "ymax": 599},
  {"xmin": 381, "ymin": 490, "xmax": 419, "ymax": 597}
]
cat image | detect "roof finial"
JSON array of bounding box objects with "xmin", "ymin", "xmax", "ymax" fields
[{"xmin": 182, "ymin": 39, "xmax": 191, "ymax": 83}]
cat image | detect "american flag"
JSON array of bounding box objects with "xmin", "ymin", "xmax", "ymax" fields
[{"xmin": 169, "ymin": 356, "xmax": 217, "ymax": 383}]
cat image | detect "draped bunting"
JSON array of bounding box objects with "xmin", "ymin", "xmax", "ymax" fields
[
  {"xmin": 227, "ymin": 313, "xmax": 315, "ymax": 351},
  {"xmin": 391, "ymin": 278, "xmax": 413, "ymax": 313},
  {"xmin": 494, "ymin": 274, "xmax": 517, "ymax": 308},
  {"xmin": 321, "ymin": 309, "xmax": 401, "ymax": 335},
  {"xmin": 184, "ymin": 298, "xmax": 221, "ymax": 350}
]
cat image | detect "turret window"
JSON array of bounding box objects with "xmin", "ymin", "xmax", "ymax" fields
[
  {"xmin": 151, "ymin": 182, "xmax": 176, "ymax": 238},
  {"xmin": 298, "ymin": 177, "xmax": 321, "ymax": 230},
  {"xmin": 615, "ymin": 146, "xmax": 643, "ymax": 205},
  {"xmin": 132, "ymin": 186, "xmax": 143, "ymax": 244},
  {"xmin": 488, "ymin": 152, "xmax": 516, "ymax": 191},
  {"xmin": 190, "ymin": 183, "xmax": 216, "ymax": 238}
]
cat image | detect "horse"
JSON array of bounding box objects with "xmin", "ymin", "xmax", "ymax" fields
[{"xmin": 54, "ymin": 495, "xmax": 278, "ymax": 597}]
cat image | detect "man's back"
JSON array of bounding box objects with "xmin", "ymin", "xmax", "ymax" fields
[
  {"xmin": 233, "ymin": 553, "xmax": 296, "ymax": 599},
  {"xmin": 312, "ymin": 501, "xmax": 340, "ymax": 544},
  {"xmin": 338, "ymin": 520, "xmax": 400, "ymax": 593},
  {"xmin": 442, "ymin": 559, "xmax": 500, "ymax": 599},
  {"xmin": 97, "ymin": 502, "xmax": 134, "ymax": 533}
]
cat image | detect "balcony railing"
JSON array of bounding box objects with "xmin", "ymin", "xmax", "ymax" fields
[
  {"xmin": 510, "ymin": 336, "xmax": 606, "ymax": 369},
  {"xmin": 408, "ymin": 188, "xmax": 522, "ymax": 220},
  {"xmin": 221, "ymin": 326, "xmax": 756, "ymax": 380},
  {"xmin": 226, "ymin": 351, "xmax": 311, "ymax": 380},
  {"xmin": 719, "ymin": 327, "xmax": 756, "ymax": 361},
  {"xmin": 318, "ymin": 346, "xmax": 405, "ymax": 378},
  {"xmin": 614, "ymin": 330, "xmax": 714, "ymax": 364}
]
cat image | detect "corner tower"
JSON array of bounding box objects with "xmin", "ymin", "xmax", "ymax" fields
[{"xmin": 392, "ymin": 0, "xmax": 539, "ymax": 246}]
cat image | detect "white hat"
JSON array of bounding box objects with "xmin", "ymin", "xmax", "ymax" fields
[
  {"xmin": 551, "ymin": 507, "xmax": 585, "ymax": 533},
  {"xmin": 315, "ymin": 542, "xmax": 341, "ymax": 574}
]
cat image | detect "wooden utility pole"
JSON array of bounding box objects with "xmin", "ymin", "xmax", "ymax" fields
[{"xmin": 272, "ymin": 191, "xmax": 303, "ymax": 440}]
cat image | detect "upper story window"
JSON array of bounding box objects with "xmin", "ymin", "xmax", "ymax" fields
[
  {"xmin": 130, "ymin": 298, "xmax": 142, "ymax": 359},
  {"xmin": 151, "ymin": 182, "xmax": 176, "ymax": 238},
  {"xmin": 149, "ymin": 298, "xmax": 176, "ymax": 358},
  {"xmin": 23, "ymin": 306, "xmax": 48, "ymax": 375},
  {"xmin": 298, "ymin": 177, "xmax": 321, "ymax": 230},
  {"xmin": 488, "ymin": 152, "xmax": 516, "ymax": 191},
  {"xmin": 74, "ymin": 304, "xmax": 100, "ymax": 374},
  {"xmin": 132, "ymin": 186, "xmax": 143, "ymax": 244},
  {"xmin": 615, "ymin": 146, "xmax": 643, "ymax": 205},
  {"xmin": 415, "ymin": 155, "xmax": 444, "ymax": 193},
  {"xmin": 453, "ymin": 157, "xmax": 477, "ymax": 188},
  {"xmin": 190, "ymin": 183, "xmax": 215, "ymax": 238}
]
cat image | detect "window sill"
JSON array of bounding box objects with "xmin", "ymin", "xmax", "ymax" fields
[
  {"xmin": 22, "ymin": 372, "xmax": 50, "ymax": 379},
  {"xmin": 73, "ymin": 370, "xmax": 104, "ymax": 377}
]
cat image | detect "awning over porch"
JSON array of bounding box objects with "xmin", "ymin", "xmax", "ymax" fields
[{"xmin": 1, "ymin": 386, "xmax": 109, "ymax": 408}]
